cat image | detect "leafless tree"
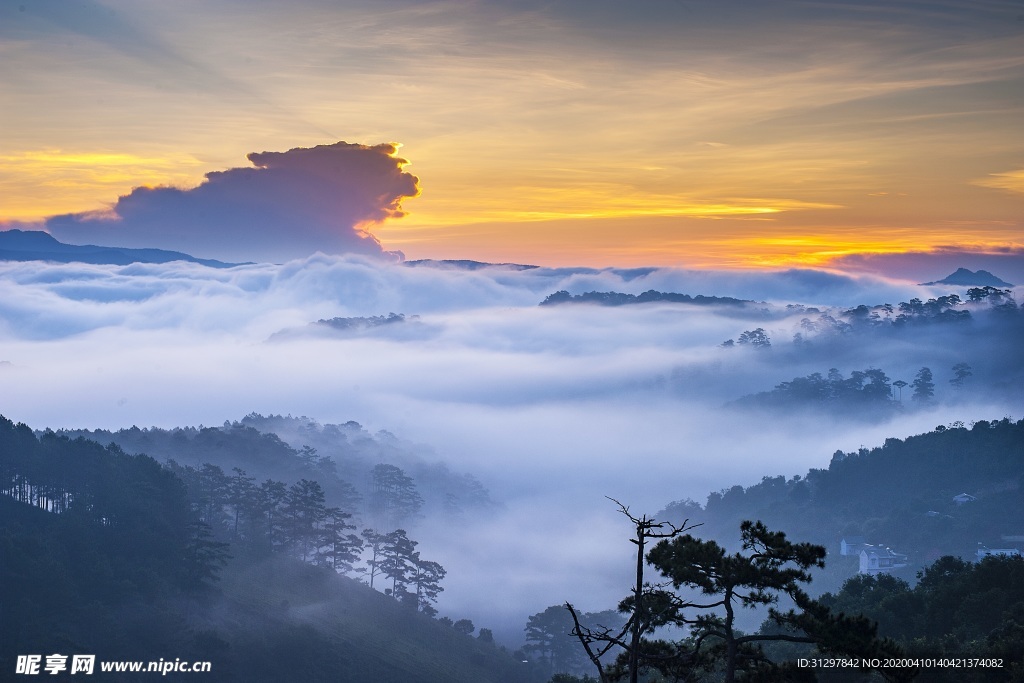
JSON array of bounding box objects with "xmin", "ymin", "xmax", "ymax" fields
[{"xmin": 565, "ymin": 497, "xmax": 700, "ymax": 683}]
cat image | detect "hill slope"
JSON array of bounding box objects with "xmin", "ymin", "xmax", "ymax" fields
[
  {"xmin": 0, "ymin": 229, "xmax": 241, "ymax": 267},
  {"xmin": 659, "ymin": 418, "xmax": 1024, "ymax": 592},
  {"xmin": 0, "ymin": 416, "xmax": 536, "ymax": 683}
]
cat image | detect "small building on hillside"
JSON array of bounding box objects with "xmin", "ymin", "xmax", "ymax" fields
[
  {"xmin": 976, "ymin": 546, "xmax": 1023, "ymax": 561},
  {"xmin": 859, "ymin": 545, "xmax": 909, "ymax": 574},
  {"xmin": 840, "ymin": 536, "xmax": 868, "ymax": 556}
]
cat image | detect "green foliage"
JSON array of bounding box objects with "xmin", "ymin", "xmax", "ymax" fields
[
  {"xmin": 910, "ymin": 367, "xmax": 934, "ymax": 402},
  {"xmin": 57, "ymin": 415, "xmax": 500, "ymax": 528},
  {"xmin": 643, "ymin": 522, "xmax": 841, "ymax": 682},
  {"xmin": 949, "ymin": 362, "xmax": 972, "ymax": 389},
  {"xmin": 572, "ymin": 518, "xmax": 903, "ymax": 683},
  {"xmin": 539, "ymin": 290, "xmax": 750, "ymax": 307},
  {"xmin": 370, "ymin": 463, "xmax": 424, "ymax": 530},
  {"xmin": 663, "ymin": 419, "xmax": 1024, "ymax": 595},
  {"xmin": 737, "ymin": 328, "xmax": 771, "ymax": 348},
  {"xmin": 183, "ymin": 520, "xmax": 231, "ymax": 589},
  {"xmin": 818, "ymin": 555, "xmax": 1024, "ymax": 681},
  {"xmin": 0, "ymin": 415, "xmax": 531, "ymax": 683},
  {"xmin": 733, "ymin": 367, "xmax": 896, "ymax": 417},
  {"xmin": 549, "ymin": 674, "xmax": 599, "ymax": 683},
  {"xmin": 526, "ymin": 605, "xmax": 626, "ymax": 679}
]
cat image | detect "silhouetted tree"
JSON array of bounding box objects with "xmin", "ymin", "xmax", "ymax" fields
[
  {"xmin": 526, "ymin": 605, "xmax": 585, "ymax": 673},
  {"xmin": 283, "ymin": 479, "xmax": 329, "ymax": 562},
  {"xmin": 892, "ymin": 379, "xmax": 908, "ymax": 401},
  {"xmin": 949, "ymin": 362, "xmax": 972, "ymax": 389},
  {"xmin": 227, "ymin": 467, "xmax": 258, "ymax": 541},
  {"xmin": 260, "ymin": 478, "xmax": 288, "ymax": 553},
  {"xmin": 182, "ymin": 520, "xmax": 231, "ymax": 590},
  {"xmin": 566, "ymin": 499, "xmax": 698, "ymax": 683},
  {"xmin": 321, "ymin": 508, "xmax": 363, "ymax": 574},
  {"xmin": 380, "ymin": 528, "xmax": 418, "ymax": 599},
  {"xmin": 647, "ymin": 520, "xmax": 909, "ymax": 683},
  {"xmin": 369, "ymin": 464, "xmax": 423, "ymax": 530},
  {"xmin": 176, "ymin": 463, "xmax": 230, "ymax": 531},
  {"xmin": 736, "ymin": 328, "xmax": 771, "ymax": 348},
  {"xmin": 566, "ymin": 508, "xmax": 909, "ymax": 683},
  {"xmin": 362, "ymin": 528, "xmax": 387, "ymax": 589},
  {"xmin": 911, "ymin": 367, "xmax": 935, "ymax": 402},
  {"xmin": 410, "ymin": 554, "xmax": 446, "ymax": 615}
]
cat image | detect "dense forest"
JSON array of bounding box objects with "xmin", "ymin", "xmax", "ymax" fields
[
  {"xmin": 722, "ymin": 286, "xmax": 1020, "ymax": 351},
  {"xmin": 0, "ymin": 415, "xmax": 540, "ymax": 682},
  {"xmin": 812, "ymin": 555, "xmax": 1024, "ymax": 681},
  {"xmin": 731, "ymin": 365, "xmax": 955, "ymax": 419},
  {"xmin": 58, "ymin": 413, "xmax": 498, "ymax": 528},
  {"xmin": 658, "ymin": 418, "xmax": 1024, "ymax": 591},
  {"xmin": 529, "ymin": 419, "xmax": 1024, "ymax": 682},
  {"xmin": 269, "ymin": 313, "xmax": 424, "ymax": 341},
  {"xmin": 535, "ymin": 286, "xmax": 1023, "ymax": 417},
  {"xmin": 540, "ymin": 290, "xmax": 753, "ymax": 308},
  {"xmin": 4, "ymin": 414, "xmax": 1023, "ymax": 681}
]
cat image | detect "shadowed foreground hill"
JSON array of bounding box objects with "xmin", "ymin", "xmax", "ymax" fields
[{"xmin": 0, "ymin": 416, "xmax": 535, "ymax": 683}]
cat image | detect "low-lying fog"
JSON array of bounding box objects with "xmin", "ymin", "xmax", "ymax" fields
[{"xmin": 1, "ymin": 254, "xmax": 1019, "ymax": 643}]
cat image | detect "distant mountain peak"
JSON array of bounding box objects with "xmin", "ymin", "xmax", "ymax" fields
[
  {"xmin": 921, "ymin": 268, "xmax": 1013, "ymax": 287},
  {"xmin": 0, "ymin": 229, "xmax": 63, "ymax": 249},
  {"xmin": 403, "ymin": 258, "xmax": 538, "ymax": 271},
  {"xmin": 0, "ymin": 229, "xmax": 242, "ymax": 268}
]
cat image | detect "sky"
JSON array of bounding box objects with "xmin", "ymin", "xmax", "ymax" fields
[{"xmin": 2, "ymin": 0, "xmax": 1024, "ymax": 270}]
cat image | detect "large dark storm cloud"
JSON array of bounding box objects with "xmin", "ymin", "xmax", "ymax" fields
[{"xmin": 46, "ymin": 142, "xmax": 420, "ymax": 262}]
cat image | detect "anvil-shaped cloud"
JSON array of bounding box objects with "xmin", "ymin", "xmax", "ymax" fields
[{"xmin": 45, "ymin": 142, "xmax": 419, "ymax": 262}]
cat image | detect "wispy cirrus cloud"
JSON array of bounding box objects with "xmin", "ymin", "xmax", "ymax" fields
[{"xmin": 974, "ymin": 168, "xmax": 1024, "ymax": 195}]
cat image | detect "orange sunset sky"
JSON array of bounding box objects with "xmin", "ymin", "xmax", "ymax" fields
[{"xmin": 2, "ymin": 0, "xmax": 1023, "ymax": 270}]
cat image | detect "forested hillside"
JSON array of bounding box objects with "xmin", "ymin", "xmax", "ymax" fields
[
  {"xmin": 58, "ymin": 413, "xmax": 498, "ymax": 529},
  {"xmin": 659, "ymin": 418, "xmax": 1024, "ymax": 592},
  {"xmin": 814, "ymin": 556, "xmax": 1024, "ymax": 681},
  {"xmin": 0, "ymin": 416, "xmax": 540, "ymax": 683}
]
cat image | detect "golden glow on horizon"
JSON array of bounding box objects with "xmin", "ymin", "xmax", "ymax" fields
[
  {"xmin": 0, "ymin": 149, "xmax": 203, "ymax": 220},
  {"xmin": 376, "ymin": 208, "xmax": 1024, "ymax": 270},
  {"xmin": 2, "ymin": 1, "xmax": 1022, "ymax": 267},
  {"xmin": 401, "ymin": 197, "xmax": 839, "ymax": 225}
]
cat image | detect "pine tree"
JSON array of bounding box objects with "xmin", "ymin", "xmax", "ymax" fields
[
  {"xmin": 911, "ymin": 367, "xmax": 935, "ymax": 402},
  {"xmin": 283, "ymin": 479, "xmax": 328, "ymax": 562},
  {"xmin": 321, "ymin": 508, "xmax": 363, "ymax": 574},
  {"xmin": 369, "ymin": 464, "xmax": 423, "ymax": 530}
]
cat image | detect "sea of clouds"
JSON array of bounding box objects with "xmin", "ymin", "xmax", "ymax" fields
[{"xmin": 0, "ymin": 253, "xmax": 1017, "ymax": 641}]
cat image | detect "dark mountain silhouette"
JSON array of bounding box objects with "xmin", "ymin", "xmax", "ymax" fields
[
  {"xmin": 540, "ymin": 289, "xmax": 754, "ymax": 307},
  {"xmin": 0, "ymin": 229, "xmax": 242, "ymax": 268},
  {"xmin": 921, "ymin": 267, "xmax": 1013, "ymax": 287},
  {"xmin": 404, "ymin": 258, "xmax": 539, "ymax": 271}
]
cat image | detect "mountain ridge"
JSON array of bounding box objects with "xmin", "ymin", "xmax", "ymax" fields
[
  {"xmin": 0, "ymin": 229, "xmax": 243, "ymax": 268},
  {"xmin": 921, "ymin": 267, "xmax": 1013, "ymax": 287}
]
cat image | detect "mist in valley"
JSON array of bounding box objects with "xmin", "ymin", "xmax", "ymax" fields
[{"xmin": 1, "ymin": 253, "xmax": 1020, "ymax": 646}]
